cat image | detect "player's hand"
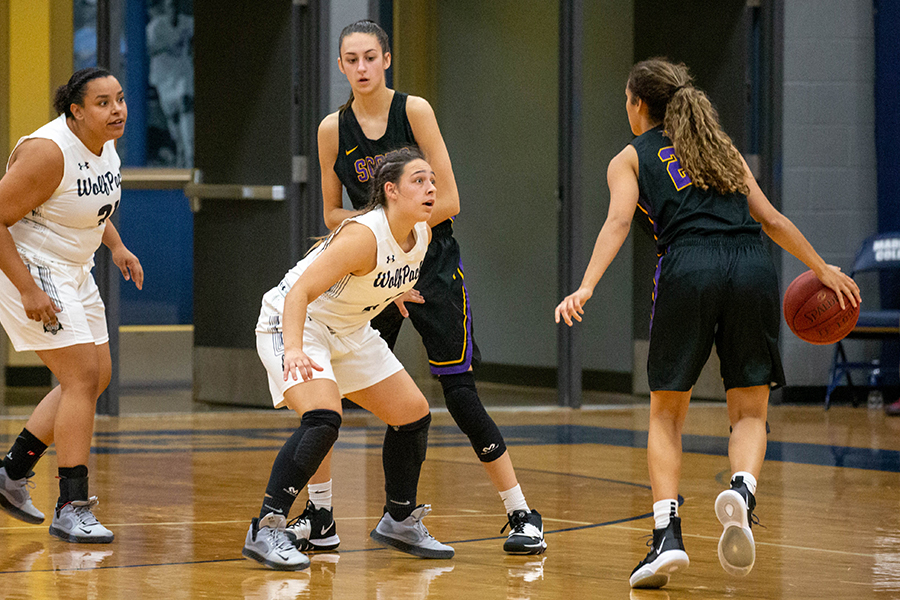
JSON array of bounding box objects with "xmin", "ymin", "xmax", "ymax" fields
[
  {"xmin": 815, "ymin": 264, "xmax": 860, "ymax": 310},
  {"xmin": 554, "ymin": 288, "xmax": 593, "ymax": 326},
  {"xmin": 20, "ymin": 286, "xmax": 61, "ymax": 328},
  {"xmin": 394, "ymin": 289, "xmax": 425, "ymax": 318},
  {"xmin": 282, "ymin": 347, "xmax": 324, "ymax": 382},
  {"xmin": 112, "ymin": 246, "xmax": 144, "ymax": 290}
]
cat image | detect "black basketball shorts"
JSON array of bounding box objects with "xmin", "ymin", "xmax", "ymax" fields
[{"xmin": 647, "ymin": 234, "xmax": 786, "ymax": 392}]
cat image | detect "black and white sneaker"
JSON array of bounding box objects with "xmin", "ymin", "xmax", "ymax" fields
[
  {"xmin": 629, "ymin": 516, "xmax": 690, "ymax": 589},
  {"xmin": 285, "ymin": 500, "xmax": 340, "ymax": 551},
  {"xmin": 715, "ymin": 477, "xmax": 758, "ymax": 577},
  {"xmin": 501, "ymin": 509, "xmax": 547, "ymax": 555}
]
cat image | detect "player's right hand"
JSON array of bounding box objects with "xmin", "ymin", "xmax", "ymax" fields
[
  {"xmin": 282, "ymin": 347, "xmax": 324, "ymax": 382},
  {"xmin": 394, "ymin": 289, "xmax": 425, "ymax": 318},
  {"xmin": 554, "ymin": 288, "xmax": 592, "ymax": 327},
  {"xmin": 20, "ymin": 287, "xmax": 61, "ymax": 328}
]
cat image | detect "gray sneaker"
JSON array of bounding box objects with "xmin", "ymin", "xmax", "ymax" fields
[
  {"xmin": 0, "ymin": 466, "xmax": 45, "ymax": 524},
  {"xmin": 49, "ymin": 497, "xmax": 114, "ymax": 543},
  {"xmin": 243, "ymin": 513, "xmax": 310, "ymax": 571},
  {"xmin": 370, "ymin": 505, "xmax": 454, "ymax": 559}
]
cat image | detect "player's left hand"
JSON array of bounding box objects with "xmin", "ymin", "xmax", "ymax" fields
[
  {"xmin": 394, "ymin": 289, "xmax": 425, "ymax": 318},
  {"xmin": 112, "ymin": 246, "xmax": 144, "ymax": 290}
]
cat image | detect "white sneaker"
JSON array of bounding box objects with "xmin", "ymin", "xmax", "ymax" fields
[
  {"xmin": 715, "ymin": 486, "xmax": 756, "ymax": 577},
  {"xmin": 370, "ymin": 505, "xmax": 454, "ymax": 559},
  {"xmin": 0, "ymin": 466, "xmax": 45, "ymax": 524},
  {"xmin": 243, "ymin": 513, "xmax": 311, "ymax": 571},
  {"xmin": 49, "ymin": 497, "xmax": 114, "ymax": 544}
]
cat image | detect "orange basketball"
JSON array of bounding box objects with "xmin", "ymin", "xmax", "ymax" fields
[{"xmin": 783, "ymin": 270, "xmax": 859, "ymax": 345}]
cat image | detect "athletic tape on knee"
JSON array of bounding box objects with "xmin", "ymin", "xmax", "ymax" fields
[{"xmin": 440, "ymin": 372, "xmax": 506, "ymax": 462}]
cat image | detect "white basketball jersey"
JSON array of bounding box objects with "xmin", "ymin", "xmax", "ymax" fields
[
  {"xmin": 7, "ymin": 115, "xmax": 121, "ymax": 265},
  {"xmin": 258, "ymin": 207, "xmax": 429, "ymax": 337}
]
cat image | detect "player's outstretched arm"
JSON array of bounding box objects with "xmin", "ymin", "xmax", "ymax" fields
[
  {"xmin": 555, "ymin": 146, "xmax": 638, "ymax": 326},
  {"xmin": 743, "ymin": 156, "xmax": 859, "ymax": 309}
]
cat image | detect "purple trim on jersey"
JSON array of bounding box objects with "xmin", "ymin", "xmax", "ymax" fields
[
  {"xmin": 648, "ymin": 253, "xmax": 664, "ymax": 338},
  {"xmin": 429, "ymin": 257, "xmax": 475, "ymax": 376}
]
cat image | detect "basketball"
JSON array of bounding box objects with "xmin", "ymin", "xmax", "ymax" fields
[{"xmin": 783, "ymin": 270, "xmax": 859, "ymax": 345}]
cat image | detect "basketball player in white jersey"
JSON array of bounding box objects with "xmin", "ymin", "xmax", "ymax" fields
[
  {"xmin": 0, "ymin": 68, "xmax": 143, "ymax": 543},
  {"xmin": 246, "ymin": 148, "xmax": 454, "ymax": 570}
]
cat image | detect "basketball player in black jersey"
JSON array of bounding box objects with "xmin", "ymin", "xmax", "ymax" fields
[
  {"xmin": 556, "ymin": 58, "xmax": 859, "ymax": 589},
  {"xmin": 284, "ymin": 20, "xmax": 545, "ymax": 556}
]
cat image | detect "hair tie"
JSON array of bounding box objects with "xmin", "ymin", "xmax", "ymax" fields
[{"xmin": 673, "ymin": 84, "xmax": 688, "ymax": 93}]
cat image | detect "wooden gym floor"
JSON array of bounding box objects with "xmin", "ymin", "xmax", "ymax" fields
[{"xmin": 2, "ymin": 392, "xmax": 900, "ymax": 600}]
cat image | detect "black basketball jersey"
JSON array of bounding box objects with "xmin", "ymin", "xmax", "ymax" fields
[
  {"xmin": 333, "ymin": 91, "xmax": 417, "ymax": 210},
  {"xmin": 631, "ymin": 125, "xmax": 760, "ymax": 250}
]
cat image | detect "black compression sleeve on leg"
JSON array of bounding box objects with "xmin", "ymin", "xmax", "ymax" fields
[
  {"xmin": 383, "ymin": 412, "xmax": 431, "ymax": 522},
  {"xmin": 440, "ymin": 372, "xmax": 507, "ymax": 463},
  {"xmin": 261, "ymin": 409, "xmax": 341, "ymax": 519}
]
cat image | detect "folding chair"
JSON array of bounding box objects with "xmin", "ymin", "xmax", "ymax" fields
[{"xmin": 825, "ymin": 232, "xmax": 900, "ymax": 409}]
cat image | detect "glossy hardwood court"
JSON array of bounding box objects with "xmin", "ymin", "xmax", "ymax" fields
[{"xmin": 2, "ymin": 397, "xmax": 900, "ymax": 600}]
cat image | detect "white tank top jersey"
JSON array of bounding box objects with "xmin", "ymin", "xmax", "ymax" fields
[
  {"xmin": 6, "ymin": 114, "xmax": 121, "ymax": 265},
  {"xmin": 258, "ymin": 206, "xmax": 429, "ymax": 338}
]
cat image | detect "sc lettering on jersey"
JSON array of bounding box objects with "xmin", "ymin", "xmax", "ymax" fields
[{"xmin": 354, "ymin": 154, "xmax": 386, "ymax": 183}]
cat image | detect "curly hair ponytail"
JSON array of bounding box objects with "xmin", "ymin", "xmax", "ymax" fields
[{"xmin": 628, "ymin": 58, "xmax": 748, "ymax": 196}]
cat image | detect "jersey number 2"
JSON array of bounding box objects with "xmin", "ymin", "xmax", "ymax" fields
[{"xmin": 658, "ymin": 147, "xmax": 693, "ymax": 191}]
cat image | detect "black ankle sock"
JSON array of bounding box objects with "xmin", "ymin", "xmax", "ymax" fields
[
  {"xmin": 58, "ymin": 465, "xmax": 89, "ymax": 507},
  {"xmin": 3, "ymin": 428, "xmax": 48, "ymax": 480},
  {"xmin": 383, "ymin": 413, "xmax": 431, "ymax": 522}
]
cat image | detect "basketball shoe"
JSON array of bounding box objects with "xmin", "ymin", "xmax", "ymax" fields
[
  {"xmin": 370, "ymin": 504, "xmax": 454, "ymax": 559},
  {"xmin": 629, "ymin": 516, "xmax": 690, "ymax": 589},
  {"xmin": 285, "ymin": 500, "xmax": 340, "ymax": 551},
  {"xmin": 243, "ymin": 512, "xmax": 310, "ymax": 571},
  {"xmin": 49, "ymin": 497, "xmax": 114, "ymax": 543},
  {"xmin": 715, "ymin": 476, "xmax": 758, "ymax": 577},
  {"xmin": 501, "ymin": 509, "xmax": 547, "ymax": 555},
  {"xmin": 0, "ymin": 466, "xmax": 45, "ymax": 524}
]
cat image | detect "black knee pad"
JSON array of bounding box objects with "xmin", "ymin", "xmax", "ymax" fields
[
  {"xmin": 439, "ymin": 372, "xmax": 506, "ymax": 462},
  {"xmin": 293, "ymin": 409, "xmax": 342, "ymax": 466}
]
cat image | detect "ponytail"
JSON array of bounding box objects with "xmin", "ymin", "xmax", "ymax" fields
[{"xmin": 627, "ymin": 58, "xmax": 748, "ymax": 195}]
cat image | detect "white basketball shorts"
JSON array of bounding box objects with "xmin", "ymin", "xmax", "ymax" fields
[
  {"xmin": 0, "ymin": 255, "xmax": 109, "ymax": 352},
  {"xmin": 256, "ymin": 316, "xmax": 404, "ymax": 409}
]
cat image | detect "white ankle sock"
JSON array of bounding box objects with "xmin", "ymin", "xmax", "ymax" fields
[
  {"xmin": 653, "ymin": 499, "xmax": 678, "ymax": 530},
  {"xmin": 308, "ymin": 480, "xmax": 333, "ymax": 510},
  {"xmin": 731, "ymin": 472, "xmax": 757, "ymax": 496},
  {"xmin": 499, "ymin": 484, "xmax": 529, "ymax": 514}
]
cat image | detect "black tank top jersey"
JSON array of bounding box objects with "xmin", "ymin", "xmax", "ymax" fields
[
  {"xmin": 630, "ymin": 126, "xmax": 761, "ymax": 250},
  {"xmin": 333, "ymin": 91, "xmax": 417, "ymax": 210}
]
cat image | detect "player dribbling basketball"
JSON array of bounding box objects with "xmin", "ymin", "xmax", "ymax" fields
[{"xmin": 555, "ymin": 58, "xmax": 860, "ymax": 589}]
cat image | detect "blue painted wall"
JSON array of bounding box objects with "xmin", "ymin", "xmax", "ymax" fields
[{"xmin": 117, "ymin": 189, "xmax": 193, "ymax": 325}]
